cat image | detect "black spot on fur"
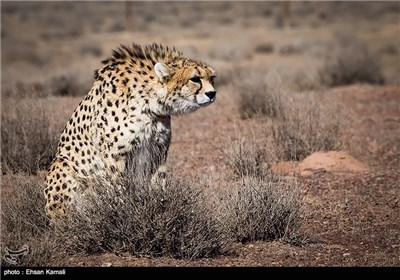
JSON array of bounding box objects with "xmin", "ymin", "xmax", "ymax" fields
[{"xmin": 93, "ymin": 70, "xmax": 99, "ymax": 80}]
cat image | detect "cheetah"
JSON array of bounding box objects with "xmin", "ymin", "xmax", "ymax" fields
[{"xmin": 44, "ymin": 43, "xmax": 217, "ymax": 220}]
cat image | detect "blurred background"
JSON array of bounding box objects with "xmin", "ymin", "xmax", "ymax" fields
[{"xmin": 1, "ymin": 1, "xmax": 399, "ymax": 90}]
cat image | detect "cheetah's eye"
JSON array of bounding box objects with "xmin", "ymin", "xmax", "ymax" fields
[
  {"xmin": 189, "ymin": 76, "xmax": 201, "ymax": 83},
  {"xmin": 210, "ymin": 76, "xmax": 216, "ymax": 85}
]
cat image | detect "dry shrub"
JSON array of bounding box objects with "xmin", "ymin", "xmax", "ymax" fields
[
  {"xmin": 50, "ymin": 75, "xmax": 88, "ymax": 96},
  {"xmin": 222, "ymin": 127, "xmax": 305, "ymax": 245},
  {"xmin": 320, "ymin": 37, "xmax": 384, "ymax": 87},
  {"xmin": 239, "ymin": 87, "xmax": 284, "ymax": 119},
  {"xmin": 55, "ymin": 175, "xmax": 228, "ymax": 259},
  {"xmin": 3, "ymin": 75, "xmax": 88, "ymax": 99},
  {"xmin": 80, "ymin": 44, "xmax": 102, "ymax": 57},
  {"xmin": 380, "ymin": 43, "xmax": 398, "ymax": 55},
  {"xmin": 226, "ymin": 139, "xmax": 267, "ymax": 178},
  {"xmin": 2, "ymin": 82, "xmax": 49, "ymax": 99},
  {"xmin": 0, "ymin": 173, "xmax": 227, "ymax": 265},
  {"xmin": 279, "ymin": 43, "xmax": 304, "ymax": 55},
  {"xmin": 272, "ymin": 93, "xmax": 344, "ymax": 161},
  {"xmin": 1, "ymin": 176, "xmax": 61, "ymax": 266},
  {"xmin": 224, "ymin": 127, "xmax": 277, "ymax": 178},
  {"xmin": 209, "ymin": 42, "xmax": 252, "ymax": 61},
  {"xmin": 219, "ymin": 176, "xmax": 303, "ymax": 244},
  {"xmin": 237, "ymin": 81, "xmax": 285, "ymax": 120},
  {"xmin": 255, "ymin": 42, "xmax": 274, "ymax": 54},
  {"xmin": 285, "ymin": 69, "xmax": 321, "ymax": 92},
  {"xmin": 234, "ymin": 69, "xmax": 344, "ymax": 161},
  {"xmin": 1, "ymin": 97, "xmax": 58, "ymax": 174}
]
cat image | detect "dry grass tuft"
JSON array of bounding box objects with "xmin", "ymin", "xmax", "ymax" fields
[
  {"xmin": 1, "ymin": 176, "xmax": 61, "ymax": 267},
  {"xmin": 1, "ymin": 97, "xmax": 58, "ymax": 174},
  {"xmin": 223, "ymin": 126, "xmax": 278, "ymax": 178},
  {"xmin": 219, "ymin": 176, "xmax": 304, "ymax": 245},
  {"xmin": 233, "ymin": 69, "xmax": 344, "ymax": 161},
  {"xmin": 320, "ymin": 37, "xmax": 385, "ymax": 87},
  {"xmin": 55, "ymin": 174, "xmax": 228, "ymax": 259},
  {"xmin": 49, "ymin": 75, "xmax": 88, "ymax": 96},
  {"xmin": 235, "ymin": 72, "xmax": 285, "ymax": 120},
  {"xmin": 271, "ymin": 93, "xmax": 344, "ymax": 161}
]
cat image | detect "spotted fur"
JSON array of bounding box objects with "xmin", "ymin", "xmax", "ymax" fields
[{"xmin": 44, "ymin": 43, "xmax": 217, "ymax": 219}]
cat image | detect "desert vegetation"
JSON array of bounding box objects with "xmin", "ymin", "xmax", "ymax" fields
[
  {"xmin": 1, "ymin": 103, "xmax": 304, "ymax": 265},
  {"xmin": 1, "ymin": 96, "xmax": 58, "ymax": 174},
  {"xmin": 55, "ymin": 175, "xmax": 227, "ymax": 259},
  {"xmin": 1, "ymin": 1, "xmax": 399, "ymax": 267},
  {"xmin": 319, "ymin": 36, "xmax": 385, "ymax": 87},
  {"xmin": 219, "ymin": 176, "xmax": 303, "ymax": 245},
  {"xmin": 233, "ymin": 69, "xmax": 344, "ymax": 161}
]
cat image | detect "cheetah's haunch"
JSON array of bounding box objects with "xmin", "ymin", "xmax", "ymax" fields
[{"xmin": 44, "ymin": 43, "xmax": 217, "ymax": 220}]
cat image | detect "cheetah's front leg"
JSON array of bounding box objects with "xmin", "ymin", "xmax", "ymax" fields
[{"xmin": 151, "ymin": 164, "xmax": 167, "ymax": 189}]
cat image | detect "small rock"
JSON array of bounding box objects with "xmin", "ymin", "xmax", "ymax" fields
[
  {"xmin": 101, "ymin": 262, "xmax": 112, "ymax": 267},
  {"xmin": 343, "ymin": 253, "xmax": 351, "ymax": 257}
]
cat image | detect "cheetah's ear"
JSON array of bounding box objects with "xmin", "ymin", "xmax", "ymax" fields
[{"xmin": 155, "ymin": 63, "xmax": 171, "ymax": 82}]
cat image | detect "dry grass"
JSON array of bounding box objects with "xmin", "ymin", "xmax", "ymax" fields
[
  {"xmin": 234, "ymin": 69, "xmax": 344, "ymax": 161},
  {"xmin": 234, "ymin": 70, "xmax": 285, "ymax": 120},
  {"xmin": 49, "ymin": 75, "xmax": 89, "ymax": 97},
  {"xmin": 238, "ymin": 86, "xmax": 284, "ymax": 120},
  {"xmin": 225, "ymin": 139, "xmax": 268, "ymax": 178},
  {"xmin": 1, "ymin": 97, "xmax": 58, "ymax": 174},
  {"xmin": 271, "ymin": 93, "xmax": 344, "ymax": 161},
  {"xmin": 1, "ymin": 75, "xmax": 88, "ymax": 175},
  {"xmin": 1, "ymin": 156, "xmax": 303, "ymax": 265},
  {"xmin": 254, "ymin": 42, "xmax": 274, "ymax": 54},
  {"xmin": 223, "ymin": 126, "xmax": 278, "ymax": 178},
  {"xmin": 1, "ymin": 174, "xmax": 228, "ymax": 265},
  {"xmin": 219, "ymin": 176, "xmax": 304, "ymax": 245},
  {"xmin": 222, "ymin": 127, "xmax": 305, "ymax": 245},
  {"xmin": 1, "ymin": 176, "xmax": 61, "ymax": 267},
  {"xmin": 55, "ymin": 174, "xmax": 228, "ymax": 259},
  {"xmin": 320, "ymin": 37, "xmax": 385, "ymax": 87}
]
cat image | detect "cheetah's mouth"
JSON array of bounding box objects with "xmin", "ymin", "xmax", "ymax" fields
[{"xmin": 198, "ymin": 97, "xmax": 216, "ymax": 107}]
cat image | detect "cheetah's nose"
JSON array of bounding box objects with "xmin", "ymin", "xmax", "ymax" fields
[{"xmin": 205, "ymin": 91, "xmax": 216, "ymax": 100}]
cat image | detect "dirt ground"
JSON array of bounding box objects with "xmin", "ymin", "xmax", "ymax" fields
[{"xmin": 1, "ymin": 2, "xmax": 399, "ymax": 267}]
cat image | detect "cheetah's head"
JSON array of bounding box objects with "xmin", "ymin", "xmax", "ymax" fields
[{"xmin": 154, "ymin": 60, "xmax": 217, "ymax": 115}]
